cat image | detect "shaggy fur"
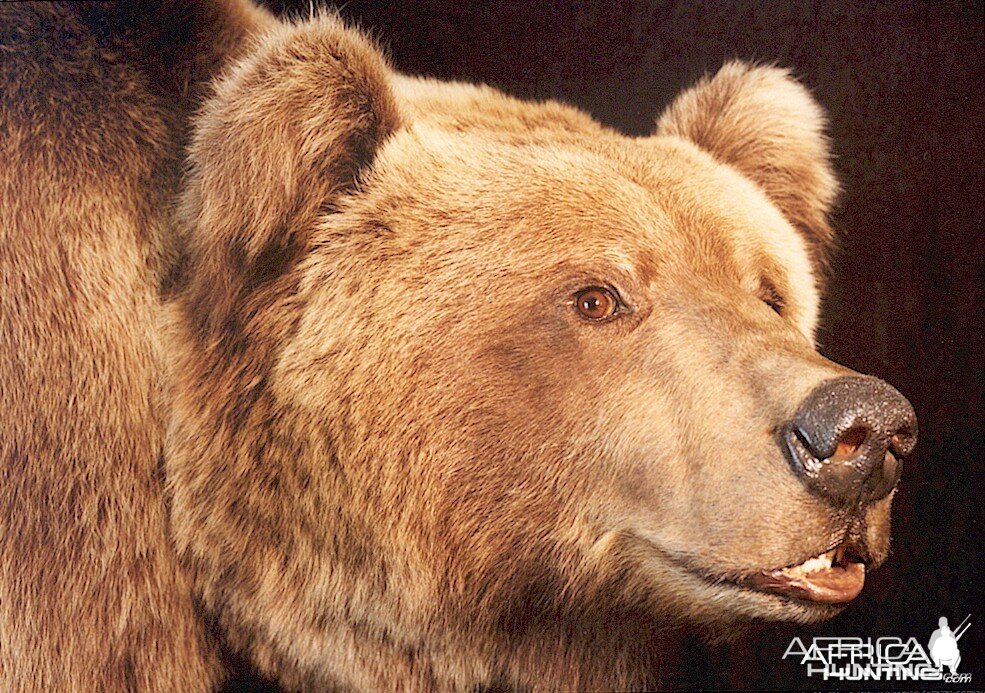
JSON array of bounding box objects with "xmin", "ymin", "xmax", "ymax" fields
[
  {"xmin": 0, "ymin": 1, "xmax": 273, "ymax": 689},
  {"xmin": 2, "ymin": 2, "xmax": 909, "ymax": 690}
]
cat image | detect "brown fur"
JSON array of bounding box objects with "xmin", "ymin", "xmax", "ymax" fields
[
  {"xmin": 0, "ymin": 1, "xmax": 272, "ymax": 690},
  {"xmin": 3, "ymin": 3, "xmax": 901, "ymax": 690}
]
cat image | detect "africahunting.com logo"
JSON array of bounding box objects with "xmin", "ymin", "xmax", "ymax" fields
[{"xmin": 783, "ymin": 614, "xmax": 972, "ymax": 683}]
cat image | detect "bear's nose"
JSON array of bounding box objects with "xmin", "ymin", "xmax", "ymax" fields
[{"xmin": 782, "ymin": 376, "xmax": 917, "ymax": 507}]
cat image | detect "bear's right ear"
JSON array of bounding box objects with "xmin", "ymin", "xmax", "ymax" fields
[{"xmin": 179, "ymin": 13, "xmax": 399, "ymax": 308}]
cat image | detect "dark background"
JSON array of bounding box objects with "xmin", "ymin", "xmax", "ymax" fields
[{"xmin": 244, "ymin": 1, "xmax": 982, "ymax": 690}]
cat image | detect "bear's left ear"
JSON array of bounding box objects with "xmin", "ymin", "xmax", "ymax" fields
[
  {"xmin": 656, "ymin": 61, "xmax": 838, "ymax": 269},
  {"xmin": 179, "ymin": 13, "xmax": 399, "ymax": 316}
]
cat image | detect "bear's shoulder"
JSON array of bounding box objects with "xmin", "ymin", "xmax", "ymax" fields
[{"xmin": 0, "ymin": 0, "xmax": 272, "ymax": 176}]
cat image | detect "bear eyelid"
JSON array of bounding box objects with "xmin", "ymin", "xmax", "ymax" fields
[{"xmin": 757, "ymin": 277, "xmax": 786, "ymax": 316}]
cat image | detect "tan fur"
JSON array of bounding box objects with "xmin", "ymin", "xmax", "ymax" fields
[
  {"xmin": 657, "ymin": 61, "xmax": 840, "ymax": 271},
  {"xmin": 4, "ymin": 4, "xmax": 901, "ymax": 690}
]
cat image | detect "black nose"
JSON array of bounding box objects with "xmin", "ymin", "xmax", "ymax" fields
[{"xmin": 783, "ymin": 376, "xmax": 917, "ymax": 507}]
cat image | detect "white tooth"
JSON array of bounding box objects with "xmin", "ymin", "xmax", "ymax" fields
[{"xmin": 783, "ymin": 552, "xmax": 832, "ymax": 575}]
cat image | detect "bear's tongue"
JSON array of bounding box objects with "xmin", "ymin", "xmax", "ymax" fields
[{"xmin": 743, "ymin": 548, "xmax": 865, "ymax": 604}]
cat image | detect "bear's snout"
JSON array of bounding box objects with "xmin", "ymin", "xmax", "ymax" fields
[{"xmin": 782, "ymin": 376, "xmax": 917, "ymax": 507}]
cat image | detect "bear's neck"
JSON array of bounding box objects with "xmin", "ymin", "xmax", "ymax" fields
[{"xmin": 317, "ymin": 603, "xmax": 693, "ymax": 689}]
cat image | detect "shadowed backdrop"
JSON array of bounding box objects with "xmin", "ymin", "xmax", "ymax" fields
[{"xmin": 239, "ymin": 2, "xmax": 982, "ymax": 689}]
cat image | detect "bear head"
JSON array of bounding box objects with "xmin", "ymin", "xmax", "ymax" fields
[{"xmin": 165, "ymin": 13, "xmax": 916, "ymax": 689}]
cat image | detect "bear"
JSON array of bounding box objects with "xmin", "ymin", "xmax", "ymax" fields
[{"xmin": 1, "ymin": 1, "xmax": 917, "ymax": 690}]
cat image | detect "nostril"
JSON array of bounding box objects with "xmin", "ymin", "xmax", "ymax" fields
[
  {"xmin": 890, "ymin": 433, "xmax": 903, "ymax": 455},
  {"xmin": 890, "ymin": 427, "xmax": 917, "ymax": 456},
  {"xmin": 782, "ymin": 375, "xmax": 917, "ymax": 507},
  {"xmin": 831, "ymin": 427, "xmax": 868, "ymax": 461}
]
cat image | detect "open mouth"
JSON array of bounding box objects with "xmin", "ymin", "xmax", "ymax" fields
[{"xmin": 735, "ymin": 543, "xmax": 866, "ymax": 604}]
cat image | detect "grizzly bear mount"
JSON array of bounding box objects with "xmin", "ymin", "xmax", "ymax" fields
[{"xmin": 0, "ymin": 1, "xmax": 916, "ymax": 690}]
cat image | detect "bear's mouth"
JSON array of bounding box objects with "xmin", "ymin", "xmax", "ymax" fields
[
  {"xmin": 734, "ymin": 542, "xmax": 867, "ymax": 604},
  {"xmin": 646, "ymin": 534, "xmax": 874, "ymax": 611}
]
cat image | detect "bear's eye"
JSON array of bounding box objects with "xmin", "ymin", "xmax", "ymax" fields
[
  {"xmin": 573, "ymin": 287, "xmax": 620, "ymax": 321},
  {"xmin": 758, "ymin": 277, "xmax": 786, "ymax": 316}
]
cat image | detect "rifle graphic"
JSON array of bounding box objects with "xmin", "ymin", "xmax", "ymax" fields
[{"xmin": 953, "ymin": 614, "xmax": 971, "ymax": 641}]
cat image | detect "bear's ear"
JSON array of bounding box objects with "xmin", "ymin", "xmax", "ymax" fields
[
  {"xmin": 656, "ymin": 61, "xmax": 838, "ymax": 269},
  {"xmin": 179, "ymin": 13, "xmax": 399, "ymax": 303}
]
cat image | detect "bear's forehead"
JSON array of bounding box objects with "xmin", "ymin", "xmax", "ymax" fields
[{"xmin": 358, "ymin": 126, "xmax": 798, "ymax": 279}]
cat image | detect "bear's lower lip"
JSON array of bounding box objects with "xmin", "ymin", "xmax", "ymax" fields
[{"xmin": 737, "ymin": 546, "xmax": 866, "ymax": 604}]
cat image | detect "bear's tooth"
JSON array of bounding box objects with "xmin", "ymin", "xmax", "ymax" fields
[{"xmin": 782, "ymin": 551, "xmax": 834, "ymax": 576}]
